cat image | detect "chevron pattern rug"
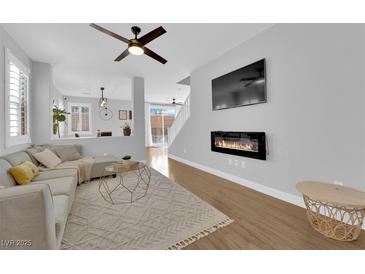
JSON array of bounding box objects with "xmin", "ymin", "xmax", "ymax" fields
[{"xmin": 61, "ymin": 168, "xmax": 233, "ymax": 249}]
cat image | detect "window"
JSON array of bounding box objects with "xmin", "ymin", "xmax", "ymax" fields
[
  {"xmin": 5, "ymin": 48, "xmax": 31, "ymax": 147},
  {"xmin": 68, "ymin": 103, "xmax": 92, "ymax": 135},
  {"xmin": 150, "ymin": 105, "xmax": 176, "ymax": 146}
]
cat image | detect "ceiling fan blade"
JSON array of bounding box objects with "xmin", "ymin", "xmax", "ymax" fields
[
  {"xmin": 243, "ymin": 78, "xmax": 264, "ymax": 87},
  {"xmin": 143, "ymin": 47, "xmax": 167, "ymax": 64},
  {"xmin": 244, "ymin": 81, "xmax": 254, "ymax": 88},
  {"xmin": 114, "ymin": 49, "xmax": 130, "ymax": 62},
  {"xmin": 240, "ymin": 77, "xmax": 257, "ymax": 82},
  {"xmin": 138, "ymin": 26, "xmax": 166, "ymax": 45},
  {"xmin": 90, "ymin": 23, "xmax": 130, "ymax": 44}
]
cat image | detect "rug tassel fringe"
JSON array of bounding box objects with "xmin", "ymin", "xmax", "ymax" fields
[{"xmin": 167, "ymin": 218, "xmax": 234, "ymax": 250}]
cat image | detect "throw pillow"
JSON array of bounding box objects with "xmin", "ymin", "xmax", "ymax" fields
[
  {"xmin": 33, "ymin": 149, "xmax": 62, "ymax": 169},
  {"xmin": 52, "ymin": 145, "xmax": 82, "ymax": 162},
  {"xmin": 26, "ymin": 144, "xmax": 51, "ymax": 165},
  {"xmin": 8, "ymin": 163, "xmax": 35, "ymax": 185},
  {"xmin": 22, "ymin": 161, "xmax": 40, "ymax": 176}
]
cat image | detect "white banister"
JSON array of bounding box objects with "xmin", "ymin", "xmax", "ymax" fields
[{"xmin": 168, "ymin": 95, "xmax": 191, "ymax": 146}]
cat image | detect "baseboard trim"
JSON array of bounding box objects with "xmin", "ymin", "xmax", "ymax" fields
[
  {"xmin": 168, "ymin": 153, "xmax": 365, "ymax": 231},
  {"xmin": 168, "ymin": 153, "xmax": 305, "ymax": 208}
]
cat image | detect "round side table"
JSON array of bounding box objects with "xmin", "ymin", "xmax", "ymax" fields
[
  {"xmin": 296, "ymin": 181, "xmax": 365, "ymax": 241},
  {"xmin": 99, "ymin": 162, "xmax": 151, "ymax": 204}
]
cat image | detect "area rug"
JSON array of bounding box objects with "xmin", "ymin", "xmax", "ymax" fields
[{"xmin": 61, "ymin": 167, "xmax": 233, "ymax": 249}]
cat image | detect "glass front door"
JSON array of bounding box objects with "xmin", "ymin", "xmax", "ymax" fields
[{"xmin": 150, "ymin": 106, "xmax": 176, "ymax": 147}]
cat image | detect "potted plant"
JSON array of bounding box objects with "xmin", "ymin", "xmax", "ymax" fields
[
  {"xmin": 122, "ymin": 155, "xmax": 131, "ymax": 164},
  {"xmin": 122, "ymin": 122, "xmax": 131, "ymax": 136},
  {"xmin": 53, "ymin": 106, "xmax": 70, "ymax": 138}
]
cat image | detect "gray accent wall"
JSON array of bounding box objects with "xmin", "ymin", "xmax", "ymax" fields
[{"xmin": 169, "ymin": 24, "xmax": 365, "ymax": 194}]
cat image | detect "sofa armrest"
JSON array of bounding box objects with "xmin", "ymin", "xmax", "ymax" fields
[{"xmin": 0, "ymin": 184, "xmax": 57, "ymax": 249}]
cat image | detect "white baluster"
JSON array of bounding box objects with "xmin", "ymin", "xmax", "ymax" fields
[{"xmin": 167, "ymin": 94, "xmax": 191, "ymax": 146}]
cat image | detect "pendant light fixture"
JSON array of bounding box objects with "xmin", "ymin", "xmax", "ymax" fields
[{"xmin": 98, "ymin": 87, "xmax": 108, "ymax": 108}]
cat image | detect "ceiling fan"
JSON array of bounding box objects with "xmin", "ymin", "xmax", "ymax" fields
[
  {"xmin": 90, "ymin": 23, "xmax": 167, "ymax": 64},
  {"xmin": 239, "ymin": 67, "xmax": 265, "ymax": 87},
  {"xmin": 171, "ymin": 98, "xmax": 184, "ymax": 106}
]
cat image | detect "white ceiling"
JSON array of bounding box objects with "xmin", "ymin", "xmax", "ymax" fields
[{"xmin": 2, "ymin": 23, "xmax": 273, "ymax": 103}]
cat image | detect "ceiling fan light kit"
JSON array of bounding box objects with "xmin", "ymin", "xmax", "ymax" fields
[
  {"xmin": 90, "ymin": 23, "xmax": 167, "ymax": 64},
  {"xmin": 128, "ymin": 40, "xmax": 144, "ymax": 55},
  {"xmin": 171, "ymin": 98, "xmax": 184, "ymax": 105}
]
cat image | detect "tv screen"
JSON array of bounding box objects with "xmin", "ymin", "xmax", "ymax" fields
[{"xmin": 212, "ymin": 59, "xmax": 266, "ymax": 110}]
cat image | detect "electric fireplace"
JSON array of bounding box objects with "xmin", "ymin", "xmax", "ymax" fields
[{"xmin": 211, "ymin": 131, "xmax": 266, "ymax": 160}]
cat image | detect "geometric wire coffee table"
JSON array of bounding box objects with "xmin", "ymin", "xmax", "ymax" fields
[
  {"xmin": 99, "ymin": 161, "xmax": 151, "ymax": 204},
  {"xmin": 296, "ymin": 181, "xmax": 365, "ymax": 241}
]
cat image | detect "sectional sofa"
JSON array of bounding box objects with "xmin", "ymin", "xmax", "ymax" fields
[{"xmin": 0, "ymin": 145, "xmax": 118, "ymax": 249}]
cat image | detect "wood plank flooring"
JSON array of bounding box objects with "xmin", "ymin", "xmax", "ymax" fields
[{"xmin": 146, "ymin": 147, "xmax": 365, "ymax": 249}]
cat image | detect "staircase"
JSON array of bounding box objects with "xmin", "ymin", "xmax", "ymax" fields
[{"xmin": 168, "ymin": 95, "xmax": 191, "ymax": 146}]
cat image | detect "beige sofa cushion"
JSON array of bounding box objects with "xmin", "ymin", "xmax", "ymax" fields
[
  {"xmin": 32, "ymin": 169, "xmax": 78, "ymax": 182},
  {"xmin": 26, "ymin": 145, "xmax": 45, "ymax": 165},
  {"xmin": 2, "ymin": 151, "xmax": 33, "ymax": 166},
  {"xmin": 0, "ymin": 184, "xmax": 57, "ymax": 249},
  {"xmin": 31, "ymin": 177, "xmax": 77, "ymax": 197},
  {"xmin": 33, "ymin": 149, "xmax": 62, "ymax": 169},
  {"xmin": 90, "ymin": 155, "xmax": 119, "ymax": 178},
  {"xmin": 0, "ymin": 159, "xmax": 16, "ymax": 187},
  {"xmin": 53, "ymin": 145, "xmax": 82, "ymax": 162},
  {"xmin": 53, "ymin": 195, "xmax": 69, "ymax": 247},
  {"xmin": 53, "ymin": 195, "xmax": 69, "ymax": 224}
]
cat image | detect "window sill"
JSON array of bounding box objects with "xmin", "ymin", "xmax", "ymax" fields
[
  {"xmin": 5, "ymin": 138, "xmax": 31, "ymax": 148},
  {"xmin": 52, "ymin": 135, "xmax": 134, "ymax": 141}
]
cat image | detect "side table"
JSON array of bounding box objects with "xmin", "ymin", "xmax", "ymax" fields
[{"xmin": 296, "ymin": 181, "xmax": 365, "ymax": 241}]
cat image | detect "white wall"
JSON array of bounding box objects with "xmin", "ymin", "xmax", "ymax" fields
[
  {"xmin": 131, "ymin": 77, "xmax": 146, "ymax": 155},
  {"xmin": 0, "ymin": 26, "xmax": 32, "ymax": 156},
  {"xmin": 31, "ymin": 62, "xmax": 53, "ymax": 145},
  {"xmin": 62, "ymin": 96, "xmax": 132, "ymax": 137},
  {"xmin": 169, "ymin": 24, "xmax": 365, "ymax": 198}
]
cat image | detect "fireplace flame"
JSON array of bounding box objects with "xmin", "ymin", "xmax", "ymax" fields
[{"xmin": 215, "ymin": 139, "xmax": 258, "ymax": 152}]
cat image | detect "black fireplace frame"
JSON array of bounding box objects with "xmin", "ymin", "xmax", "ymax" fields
[{"xmin": 211, "ymin": 131, "xmax": 266, "ymax": 160}]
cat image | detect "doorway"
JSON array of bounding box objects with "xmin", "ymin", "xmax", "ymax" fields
[{"xmin": 150, "ymin": 105, "xmax": 176, "ymax": 147}]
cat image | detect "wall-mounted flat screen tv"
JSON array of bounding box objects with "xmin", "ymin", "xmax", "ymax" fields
[{"xmin": 212, "ymin": 59, "xmax": 266, "ymax": 110}]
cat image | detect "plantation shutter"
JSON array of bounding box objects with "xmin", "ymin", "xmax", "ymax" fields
[
  {"xmin": 5, "ymin": 48, "xmax": 31, "ymax": 147},
  {"xmin": 8, "ymin": 61, "xmax": 28, "ymax": 137},
  {"xmin": 68, "ymin": 103, "xmax": 91, "ymax": 135}
]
